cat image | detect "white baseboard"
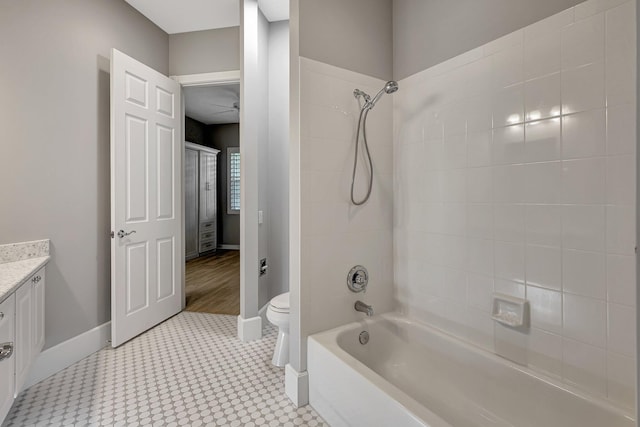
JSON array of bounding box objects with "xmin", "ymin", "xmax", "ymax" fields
[
  {"xmin": 285, "ymin": 364, "xmax": 309, "ymax": 407},
  {"xmin": 217, "ymin": 244, "xmax": 240, "ymax": 250},
  {"xmin": 258, "ymin": 302, "xmax": 269, "ymax": 327},
  {"xmin": 25, "ymin": 322, "xmax": 111, "ymax": 389},
  {"xmin": 237, "ymin": 315, "xmax": 262, "ymax": 342}
]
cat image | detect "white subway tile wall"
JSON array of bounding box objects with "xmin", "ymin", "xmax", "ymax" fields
[
  {"xmin": 394, "ymin": 0, "xmax": 636, "ymax": 409},
  {"xmin": 299, "ymin": 58, "xmax": 395, "ymax": 342}
]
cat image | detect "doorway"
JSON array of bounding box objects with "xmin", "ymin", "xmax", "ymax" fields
[{"xmin": 182, "ymin": 82, "xmax": 241, "ymax": 315}]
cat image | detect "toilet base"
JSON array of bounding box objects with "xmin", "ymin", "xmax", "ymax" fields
[{"xmin": 272, "ymin": 328, "xmax": 289, "ymax": 367}]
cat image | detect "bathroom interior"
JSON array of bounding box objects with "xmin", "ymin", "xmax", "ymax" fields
[{"xmin": 0, "ymin": 0, "xmax": 638, "ymax": 426}]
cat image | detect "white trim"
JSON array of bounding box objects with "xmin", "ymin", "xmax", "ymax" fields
[
  {"xmin": 25, "ymin": 322, "xmax": 111, "ymax": 389},
  {"xmin": 171, "ymin": 70, "xmax": 241, "ymax": 87},
  {"xmin": 185, "ymin": 141, "xmax": 220, "ymax": 155},
  {"xmin": 237, "ymin": 315, "xmax": 262, "ymax": 342},
  {"xmin": 259, "ymin": 301, "xmax": 269, "ymax": 326},
  {"xmin": 285, "ymin": 364, "xmax": 309, "ymax": 407},
  {"xmin": 218, "ymin": 244, "xmax": 240, "ymax": 250},
  {"xmin": 175, "ymin": 69, "xmax": 248, "ymax": 343},
  {"xmin": 227, "ymin": 147, "xmax": 241, "ymax": 215}
]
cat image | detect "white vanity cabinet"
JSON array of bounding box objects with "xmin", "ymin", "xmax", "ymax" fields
[
  {"xmin": 0, "ymin": 294, "xmax": 16, "ymax": 423},
  {"xmin": 15, "ymin": 267, "xmax": 45, "ymax": 395},
  {"xmin": 0, "ymin": 265, "xmax": 46, "ymax": 423},
  {"xmin": 0, "ymin": 239, "xmax": 49, "ymax": 425},
  {"xmin": 14, "ymin": 281, "xmax": 32, "ymax": 396},
  {"xmin": 32, "ymin": 268, "xmax": 45, "ymax": 356}
]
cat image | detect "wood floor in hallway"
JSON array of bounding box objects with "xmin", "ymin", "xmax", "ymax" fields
[{"xmin": 185, "ymin": 249, "xmax": 240, "ymax": 315}]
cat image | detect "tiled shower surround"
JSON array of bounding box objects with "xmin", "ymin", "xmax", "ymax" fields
[
  {"xmin": 299, "ymin": 58, "xmax": 394, "ymax": 364},
  {"xmin": 394, "ymin": 0, "xmax": 636, "ymax": 410}
]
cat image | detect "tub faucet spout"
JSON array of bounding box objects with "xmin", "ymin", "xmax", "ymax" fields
[{"xmin": 355, "ymin": 301, "xmax": 374, "ymax": 317}]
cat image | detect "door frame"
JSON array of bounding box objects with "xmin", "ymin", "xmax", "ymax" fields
[{"xmin": 171, "ymin": 70, "xmax": 257, "ymax": 340}]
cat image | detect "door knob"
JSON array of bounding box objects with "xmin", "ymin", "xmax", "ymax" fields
[{"xmin": 117, "ymin": 230, "xmax": 136, "ymax": 238}]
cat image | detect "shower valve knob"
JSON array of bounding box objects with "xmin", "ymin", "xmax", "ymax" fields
[{"xmin": 347, "ymin": 265, "xmax": 369, "ymax": 293}]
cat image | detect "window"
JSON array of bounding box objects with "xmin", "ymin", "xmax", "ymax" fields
[{"xmin": 227, "ymin": 147, "xmax": 240, "ymax": 214}]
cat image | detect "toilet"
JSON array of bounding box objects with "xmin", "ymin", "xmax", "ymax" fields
[{"xmin": 266, "ymin": 292, "xmax": 290, "ymax": 367}]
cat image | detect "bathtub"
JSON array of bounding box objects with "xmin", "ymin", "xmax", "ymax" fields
[{"xmin": 308, "ymin": 313, "xmax": 635, "ymax": 427}]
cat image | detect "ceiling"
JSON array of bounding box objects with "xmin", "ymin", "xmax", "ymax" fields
[
  {"xmin": 258, "ymin": 0, "xmax": 289, "ymax": 22},
  {"xmin": 125, "ymin": 0, "xmax": 289, "ymax": 34},
  {"xmin": 184, "ymin": 84, "xmax": 240, "ymax": 125},
  {"xmin": 125, "ymin": 0, "xmax": 288, "ymax": 124}
]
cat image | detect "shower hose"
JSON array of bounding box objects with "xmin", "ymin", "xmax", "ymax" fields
[{"xmin": 350, "ymin": 107, "xmax": 373, "ymax": 205}]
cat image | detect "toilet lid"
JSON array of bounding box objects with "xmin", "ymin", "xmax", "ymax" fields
[{"xmin": 270, "ymin": 292, "xmax": 290, "ymax": 311}]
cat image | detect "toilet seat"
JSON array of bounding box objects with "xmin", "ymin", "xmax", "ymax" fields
[{"xmin": 269, "ymin": 292, "xmax": 290, "ymax": 313}]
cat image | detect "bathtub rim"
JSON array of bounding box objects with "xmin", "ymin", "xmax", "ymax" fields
[
  {"xmin": 308, "ymin": 324, "xmax": 451, "ymax": 427},
  {"xmin": 308, "ymin": 311, "xmax": 636, "ymax": 425}
]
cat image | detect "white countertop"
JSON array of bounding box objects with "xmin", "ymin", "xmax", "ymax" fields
[{"xmin": 0, "ymin": 256, "xmax": 50, "ymax": 304}]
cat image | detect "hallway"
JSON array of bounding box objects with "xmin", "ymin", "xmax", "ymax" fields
[{"xmin": 185, "ymin": 250, "xmax": 240, "ymax": 315}]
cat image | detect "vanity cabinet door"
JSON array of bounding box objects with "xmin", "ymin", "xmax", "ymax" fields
[
  {"xmin": 0, "ymin": 295, "xmax": 15, "ymax": 423},
  {"xmin": 14, "ymin": 282, "xmax": 32, "ymax": 396},
  {"xmin": 32, "ymin": 268, "xmax": 45, "ymax": 356}
]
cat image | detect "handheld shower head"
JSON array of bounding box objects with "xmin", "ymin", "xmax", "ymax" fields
[
  {"xmin": 384, "ymin": 80, "xmax": 399, "ymax": 94},
  {"xmin": 349, "ymin": 80, "xmax": 400, "ymax": 205},
  {"xmin": 368, "ymin": 80, "xmax": 399, "ymax": 109}
]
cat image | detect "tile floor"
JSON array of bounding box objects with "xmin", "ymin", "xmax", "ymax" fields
[{"xmin": 3, "ymin": 313, "xmax": 327, "ymax": 427}]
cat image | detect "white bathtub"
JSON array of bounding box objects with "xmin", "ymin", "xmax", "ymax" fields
[{"xmin": 308, "ymin": 313, "xmax": 635, "ymax": 427}]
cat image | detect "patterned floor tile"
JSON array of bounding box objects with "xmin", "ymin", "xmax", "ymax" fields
[{"xmin": 3, "ymin": 312, "xmax": 327, "ymax": 427}]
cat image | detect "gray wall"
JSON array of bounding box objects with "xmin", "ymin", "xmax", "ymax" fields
[
  {"xmin": 239, "ymin": 0, "xmax": 261, "ymax": 320},
  {"xmin": 257, "ymin": 9, "xmax": 271, "ymax": 309},
  {"xmin": 636, "ymin": 0, "xmax": 640, "ymax": 419},
  {"xmin": 267, "ymin": 21, "xmax": 290, "ymax": 300},
  {"xmin": 207, "ymin": 124, "xmax": 241, "ymax": 246},
  {"xmin": 169, "ymin": 27, "xmax": 240, "ymax": 75},
  {"xmin": 299, "ymin": 0, "xmax": 392, "ymax": 80},
  {"xmin": 0, "ymin": 0, "xmax": 168, "ymax": 349},
  {"xmin": 185, "ymin": 116, "xmax": 207, "ymax": 146},
  {"xmin": 393, "ymin": 0, "xmax": 587, "ymax": 79}
]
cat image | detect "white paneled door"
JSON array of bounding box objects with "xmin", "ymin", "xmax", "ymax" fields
[{"xmin": 110, "ymin": 49, "xmax": 182, "ymax": 347}]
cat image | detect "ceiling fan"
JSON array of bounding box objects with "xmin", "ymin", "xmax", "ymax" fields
[{"xmin": 209, "ymin": 101, "xmax": 240, "ymax": 116}]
